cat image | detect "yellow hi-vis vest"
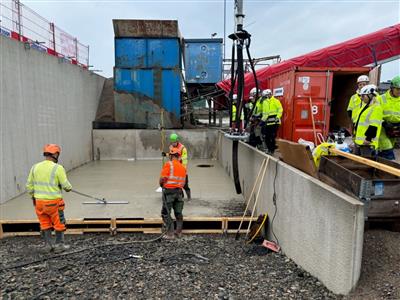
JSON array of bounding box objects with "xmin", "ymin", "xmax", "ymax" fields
[
  {"xmin": 347, "ymin": 93, "xmax": 362, "ymax": 114},
  {"xmin": 232, "ymin": 104, "xmax": 244, "ymax": 121},
  {"xmin": 378, "ymin": 91, "xmax": 400, "ymax": 150},
  {"xmin": 353, "ymin": 102, "xmax": 383, "ymax": 150},
  {"xmin": 26, "ymin": 160, "xmax": 72, "ymax": 200},
  {"xmin": 262, "ymin": 96, "xmax": 283, "ymax": 125}
]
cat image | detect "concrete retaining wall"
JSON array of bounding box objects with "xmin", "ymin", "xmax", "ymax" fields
[
  {"xmin": 0, "ymin": 36, "xmax": 105, "ymax": 204},
  {"xmin": 92, "ymin": 129, "xmax": 218, "ymax": 160},
  {"xmin": 218, "ymin": 132, "xmax": 364, "ymax": 295}
]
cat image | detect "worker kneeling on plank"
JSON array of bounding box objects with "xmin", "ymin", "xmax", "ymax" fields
[
  {"xmin": 231, "ymin": 94, "xmax": 244, "ymax": 132},
  {"xmin": 353, "ymin": 85, "xmax": 383, "ymax": 157},
  {"xmin": 347, "ymin": 75, "xmax": 369, "ymax": 126},
  {"xmin": 260, "ymin": 89, "xmax": 283, "ymax": 154},
  {"xmin": 159, "ymin": 148, "xmax": 187, "ymax": 240},
  {"xmin": 378, "ymin": 75, "xmax": 400, "ymax": 160},
  {"xmin": 26, "ymin": 144, "xmax": 72, "ymax": 252}
]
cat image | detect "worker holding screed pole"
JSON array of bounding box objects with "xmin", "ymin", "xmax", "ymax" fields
[
  {"xmin": 352, "ymin": 85, "xmax": 383, "ymax": 157},
  {"xmin": 159, "ymin": 148, "xmax": 187, "ymax": 240},
  {"xmin": 162, "ymin": 133, "xmax": 191, "ymax": 200},
  {"xmin": 26, "ymin": 144, "xmax": 72, "ymax": 252}
]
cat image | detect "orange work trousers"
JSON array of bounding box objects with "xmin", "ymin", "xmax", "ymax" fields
[{"xmin": 35, "ymin": 199, "xmax": 66, "ymax": 231}]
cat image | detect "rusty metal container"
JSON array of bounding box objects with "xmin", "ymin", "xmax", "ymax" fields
[
  {"xmin": 115, "ymin": 38, "xmax": 181, "ymax": 69},
  {"xmin": 113, "ymin": 19, "xmax": 181, "ymax": 38},
  {"xmin": 318, "ymin": 156, "xmax": 400, "ymax": 219}
]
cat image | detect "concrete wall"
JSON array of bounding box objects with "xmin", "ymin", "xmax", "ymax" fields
[
  {"xmin": 218, "ymin": 132, "xmax": 364, "ymax": 295},
  {"xmin": 92, "ymin": 129, "xmax": 218, "ymax": 160},
  {"xmin": 0, "ymin": 36, "xmax": 105, "ymax": 203}
]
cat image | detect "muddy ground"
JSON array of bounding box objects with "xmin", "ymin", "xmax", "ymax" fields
[{"xmin": 0, "ymin": 229, "xmax": 399, "ymax": 299}]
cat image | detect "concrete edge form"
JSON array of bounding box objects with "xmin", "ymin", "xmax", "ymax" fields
[
  {"xmin": 217, "ymin": 131, "xmax": 365, "ymax": 295},
  {"xmin": 92, "ymin": 129, "xmax": 219, "ymax": 160}
]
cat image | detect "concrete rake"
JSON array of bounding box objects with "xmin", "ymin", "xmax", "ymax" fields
[{"xmin": 71, "ymin": 189, "xmax": 129, "ymax": 205}]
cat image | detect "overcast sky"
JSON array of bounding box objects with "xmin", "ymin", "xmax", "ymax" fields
[{"xmin": 20, "ymin": 0, "xmax": 400, "ymax": 81}]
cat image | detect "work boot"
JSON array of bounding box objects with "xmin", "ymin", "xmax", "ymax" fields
[
  {"xmin": 163, "ymin": 229, "xmax": 175, "ymax": 240},
  {"xmin": 41, "ymin": 229, "xmax": 54, "ymax": 252},
  {"xmin": 175, "ymin": 217, "xmax": 183, "ymax": 238},
  {"xmin": 54, "ymin": 231, "xmax": 70, "ymax": 253}
]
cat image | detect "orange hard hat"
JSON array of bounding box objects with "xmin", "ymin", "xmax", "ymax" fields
[
  {"xmin": 169, "ymin": 148, "xmax": 180, "ymax": 156},
  {"xmin": 43, "ymin": 144, "xmax": 61, "ymax": 155}
]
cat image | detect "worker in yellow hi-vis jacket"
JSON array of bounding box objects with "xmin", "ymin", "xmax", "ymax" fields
[
  {"xmin": 261, "ymin": 89, "xmax": 283, "ymax": 154},
  {"xmin": 26, "ymin": 144, "xmax": 72, "ymax": 252}
]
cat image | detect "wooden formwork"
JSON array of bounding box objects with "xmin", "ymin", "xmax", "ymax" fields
[{"xmin": 0, "ymin": 216, "xmax": 257, "ymax": 239}]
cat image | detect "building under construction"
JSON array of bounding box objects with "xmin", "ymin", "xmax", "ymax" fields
[{"xmin": 1, "ymin": 0, "xmax": 400, "ymax": 299}]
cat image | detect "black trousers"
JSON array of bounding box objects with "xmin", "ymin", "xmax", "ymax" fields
[{"xmin": 262, "ymin": 124, "xmax": 279, "ymax": 153}]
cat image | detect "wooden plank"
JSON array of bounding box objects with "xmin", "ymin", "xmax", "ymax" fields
[
  {"xmin": 116, "ymin": 228, "xmax": 160, "ymax": 233},
  {"xmin": 277, "ymin": 139, "xmax": 318, "ymax": 178},
  {"xmin": 330, "ymin": 149, "xmax": 400, "ymax": 177}
]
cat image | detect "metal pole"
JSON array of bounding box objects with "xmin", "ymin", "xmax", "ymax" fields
[
  {"xmin": 74, "ymin": 38, "xmax": 78, "ymax": 63},
  {"xmin": 50, "ymin": 22, "xmax": 55, "ymax": 51},
  {"xmin": 223, "ymin": 0, "xmax": 226, "ymax": 61},
  {"xmin": 16, "ymin": 0, "xmax": 22, "ymax": 40}
]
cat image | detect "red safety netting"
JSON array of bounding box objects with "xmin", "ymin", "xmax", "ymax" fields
[{"xmin": 217, "ymin": 23, "xmax": 400, "ymax": 100}]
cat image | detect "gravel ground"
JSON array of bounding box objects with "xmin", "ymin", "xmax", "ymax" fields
[
  {"xmin": 1, "ymin": 234, "xmax": 338, "ymax": 300},
  {"xmin": 345, "ymin": 229, "xmax": 400, "ymax": 300}
]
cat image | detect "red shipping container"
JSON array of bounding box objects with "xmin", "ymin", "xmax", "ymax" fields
[{"xmin": 267, "ymin": 67, "xmax": 372, "ymax": 144}]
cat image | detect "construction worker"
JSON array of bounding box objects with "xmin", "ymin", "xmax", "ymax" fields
[
  {"xmin": 248, "ymin": 89, "xmax": 263, "ymax": 147},
  {"xmin": 347, "ymin": 75, "xmax": 369, "ymax": 124},
  {"xmin": 26, "ymin": 144, "xmax": 72, "ymax": 252},
  {"xmin": 159, "ymin": 148, "xmax": 187, "ymax": 239},
  {"xmin": 260, "ymin": 89, "xmax": 283, "ymax": 154},
  {"xmin": 166, "ymin": 133, "xmax": 191, "ymax": 200},
  {"xmin": 231, "ymin": 94, "xmax": 244, "ymax": 131},
  {"xmin": 353, "ymin": 85, "xmax": 383, "ymax": 157},
  {"xmin": 378, "ymin": 75, "xmax": 400, "ymax": 160}
]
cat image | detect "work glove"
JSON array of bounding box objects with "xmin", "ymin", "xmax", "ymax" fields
[{"xmin": 161, "ymin": 151, "xmax": 167, "ymax": 157}]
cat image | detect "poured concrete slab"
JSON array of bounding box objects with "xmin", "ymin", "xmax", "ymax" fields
[{"xmin": 0, "ymin": 159, "xmax": 243, "ymax": 220}]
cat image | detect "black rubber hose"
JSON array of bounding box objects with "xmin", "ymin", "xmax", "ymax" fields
[
  {"xmin": 231, "ymin": 38, "xmax": 245, "ymax": 195},
  {"xmin": 244, "ymin": 35, "xmax": 259, "ymax": 128},
  {"xmin": 229, "ymin": 42, "xmax": 236, "ymax": 127}
]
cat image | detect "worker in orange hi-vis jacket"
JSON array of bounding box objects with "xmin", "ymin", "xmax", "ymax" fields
[
  {"xmin": 159, "ymin": 148, "xmax": 187, "ymax": 240},
  {"xmin": 26, "ymin": 144, "xmax": 72, "ymax": 252}
]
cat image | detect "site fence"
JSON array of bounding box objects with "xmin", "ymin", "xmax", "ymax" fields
[{"xmin": 0, "ymin": 0, "xmax": 89, "ymax": 67}]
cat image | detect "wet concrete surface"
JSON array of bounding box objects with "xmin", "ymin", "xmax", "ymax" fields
[{"xmin": 0, "ymin": 159, "xmax": 243, "ymax": 220}]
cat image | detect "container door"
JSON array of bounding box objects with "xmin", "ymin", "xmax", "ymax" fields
[
  {"xmin": 292, "ymin": 71, "xmax": 332, "ymax": 144},
  {"xmin": 148, "ymin": 39, "xmax": 180, "ymax": 68},
  {"xmin": 114, "ymin": 68, "xmax": 154, "ymax": 97},
  {"xmin": 115, "ymin": 39, "xmax": 147, "ymax": 68}
]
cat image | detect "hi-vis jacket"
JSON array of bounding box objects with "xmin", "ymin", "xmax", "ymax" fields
[
  {"xmin": 262, "ymin": 96, "xmax": 283, "ymax": 125},
  {"xmin": 160, "ymin": 160, "xmax": 186, "ymax": 189},
  {"xmin": 26, "ymin": 160, "xmax": 72, "ymax": 200}
]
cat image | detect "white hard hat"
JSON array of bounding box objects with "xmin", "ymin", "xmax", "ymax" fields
[
  {"xmin": 232, "ymin": 94, "xmax": 238, "ymax": 100},
  {"xmin": 262, "ymin": 89, "xmax": 272, "ymax": 97},
  {"xmin": 249, "ymin": 87, "xmax": 257, "ymax": 96},
  {"xmin": 357, "ymin": 75, "xmax": 369, "ymax": 83},
  {"xmin": 359, "ymin": 84, "xmax": 377, "ymax": 96}
]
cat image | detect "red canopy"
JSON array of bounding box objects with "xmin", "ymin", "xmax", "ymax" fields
[{"xmin": 217, "ymin": 23, "xmax": 400, "ymax": 99}]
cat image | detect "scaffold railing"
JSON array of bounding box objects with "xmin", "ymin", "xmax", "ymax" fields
[{"xmin": 0, "ymin": 0, "xmax": 89, "ymax": 67}]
